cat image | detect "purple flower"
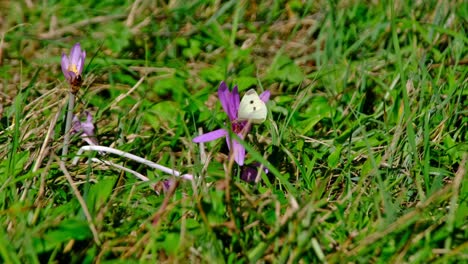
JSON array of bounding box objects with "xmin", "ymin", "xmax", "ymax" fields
[
  {"xmin": 71, "ymin": 111, "xmax": 99, "ymax": 146},
  {"xmin": 61, "ymin": 43, "xmax": 86, "ymax": 88},
  {"xmin": 241, "ymin": 163, "xmax": 269, "ymax": 182},
  {"xmin": 193, "ymin": 81, "xmax": 270, "ymax": 166},
  {"xmin": 152, "ymin": 179, "xmax": 177, "ymax": 195}
]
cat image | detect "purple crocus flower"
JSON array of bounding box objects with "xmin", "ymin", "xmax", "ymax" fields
[
  {"xmin": 154, "ymin": 179, "xmax": 177, "ymax": 195},
  {"xmin": 61, "ymin": 43, "xmax": 86, "ymax": 89},
  {"xmin": 193, "ymin": 81, "xmax": 270, "ymax": 166},
  {"xmin": 241, "ymin": 162, "xmax": 269, "ymax": 182},
  {"xmin": 71, "ymin": 111, "xmax": 99, "ymax": 146}
]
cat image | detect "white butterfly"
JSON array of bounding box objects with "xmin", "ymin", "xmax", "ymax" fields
[{"xmin": 237, "ymin": 89, "xmax": 267, "ymax": 124}]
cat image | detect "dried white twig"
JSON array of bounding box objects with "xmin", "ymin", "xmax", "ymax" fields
[
  {"xmin": 89, "ymin": 157, "xmax": 150, "ymax": 182},
  {"xmin": 72, "ymin": 145, "xmax": 194, "ymax": 180},
  {"xmin": 109, "ymin": 76, "xmax": 145, "ymax": 110}
]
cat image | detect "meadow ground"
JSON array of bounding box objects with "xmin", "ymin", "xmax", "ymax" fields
[{"xmin": 0, "ymin": 0, "xmax": 467, "ymax": 263}]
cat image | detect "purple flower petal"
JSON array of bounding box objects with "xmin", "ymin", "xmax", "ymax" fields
[
  {"xmin": 241, "ymin": 166, "xmax": 257, "ymax": 182},
  {"xmin": 153, "ymin": 179, "xmax": 178, "ymax": 196},
  {"xmin": 231, "ymin": 139, "xmax": 245, "ymax": 166},
  {"xmin": 71, "ymin": 111, "xmax": 99, "ymax": 146},
  {"xmin": 193, "ymin": 128, "xmax": 228, "ymax": 143},
  {"xmin": 218, "ymin": 81, "xmax": 238, "ymax": 121},
  {"xmin": 218, "ymin": 81, "xmax": 229, "ymax": 112},
  {"xmin": 77, "ymin": 50, "xmax": 86, "ymax": 74},
  {"xmin": 81, "ymin": 111, "xmax": 95, "ymax": 137},
  {"xmin": 260, "ymin": 90, "xmax": 270, "ymax": 102},
  {"xmin": 70, "ymin": 43, "xmax": 82, "ymax": 67},
  {"xmin": 68, "ymin": 71, "xmax": 77, "ymax": 82},
  {"xmin": 61, "ymin": 53, "xmax": 69, "ymax": 75},
  {"xmin": 232, "ymin": 85, "xmax": 240, "ymax": 117},
  {"xmin": 162, "ymin": 179, "xmax": 174, "ymax": 192},
  {"xmin": 226, "ymin": 134, "xmax": 245, "ymax": 166},
  {"xmin": 241, "ymin": 162, "xmax": 268, "ymax": 182}
]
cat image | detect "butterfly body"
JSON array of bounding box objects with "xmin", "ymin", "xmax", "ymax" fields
[{"xmin": 237, "ymin": 89, "xmax": 267, "ymax": 124}]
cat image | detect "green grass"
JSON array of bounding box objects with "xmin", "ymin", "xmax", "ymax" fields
[{"xmin": 1, "ymin": 0, "xmax": 467, "ymax": 263}]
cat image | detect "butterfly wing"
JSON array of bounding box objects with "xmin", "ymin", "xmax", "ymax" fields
[{"xmin": 237, "ymin": 89, "xmax": 267, "ymax": 124}]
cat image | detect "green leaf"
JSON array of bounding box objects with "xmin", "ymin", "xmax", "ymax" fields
[
  {"xmin": 266, "ymin": 55, "xmax": 304, "ymax": 84},
  {"xmin": 161, "ymin": 232, "xmax": 181, "ymax": 255},
  {"xmin": 200, "ymin": 65, "xmax": 225, "ymax": 83},
  {"xmin": 233, "ymin": 76, "xmax": 258, "ymax": 91},
  {"xmin": 33, "ymin": 219, "xmax": 92, "ymax": 253},
  {"xmin": 104, "ymin": 23, "xmax": 130, "ymax": 54},
  {"xmin": 360, "ymin": 155, "xmax": 382, "ymax": 177},
  {"xmin": 182, "ymin": 39, "xmax": 202, "ymax": 58},
  {"xmin": 298, "ymin": 96, "xmax": 333, "ymax": 134},
  {"xmin": 153, "ymin": 77, "xmax": 186, "ymax": 102},
  {"xmin": 145, "ymin": 101, "xmax": 183, "ymax": 130},
  {"xmin": 327, "ymin": 145, "xmax": 342, "ymax": 168},
  {"xmin": 455, "ymin": 177, "xmax": 468, "ymax": 227},
  {"xmin": 86, "ymin": 178, "xmax": 117, "ymax": 214}
]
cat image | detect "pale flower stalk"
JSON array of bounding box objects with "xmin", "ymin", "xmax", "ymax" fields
[{"xmin": 61, "ymin": 43, "xmax": 86, "ymax": 158}]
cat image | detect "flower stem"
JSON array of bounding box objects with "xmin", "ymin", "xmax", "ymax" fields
[{"xmin": 62, "ymin": 91, "xmax": 75, "ymax": 159}]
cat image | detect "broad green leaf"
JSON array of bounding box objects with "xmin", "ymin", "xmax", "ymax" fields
[
  {"xmin": 33, "ymin": 219, "xmax": 92, "ymax": 253},
  {"xmin": 266, "ymin": 55, "xmax": 304, "ymax": 84},
  {"xmin": 145, "ymin": 101, "xmax": 183, "ymax": 131},
  {"xmin": 298, "ymin": 96, "xmax": 333, "ymax": 134},
  {"xmin": 327, "ymin": 145, "xmax": 342, "ymax": 168}
]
